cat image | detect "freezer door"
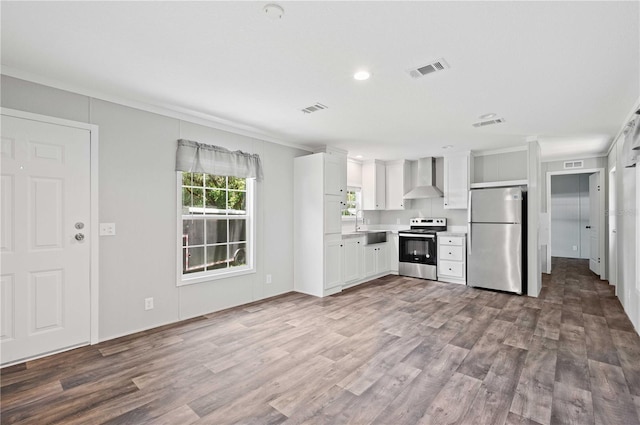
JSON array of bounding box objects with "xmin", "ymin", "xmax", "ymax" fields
[
  {"xmin": 470, "ymin": 187, "xmax": 522, "ymax": 223},
  {"xmin": 467, "ymin": 223, "xmax": 522, "ymax": 294}
]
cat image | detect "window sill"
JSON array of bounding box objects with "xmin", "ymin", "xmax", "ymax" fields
[{"xmin": 178, "ymin": 267, "xmax": 255, "ymax": 286}]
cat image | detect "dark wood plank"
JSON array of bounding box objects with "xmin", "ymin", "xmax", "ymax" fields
[{"xmin": 550, "ymin": 381, "xmax": 595, "ymax": 425}]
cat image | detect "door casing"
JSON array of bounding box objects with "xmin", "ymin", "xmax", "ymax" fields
[{"xmin": 545, "ymin": 168, "xmax": 605, "ymax": 279}]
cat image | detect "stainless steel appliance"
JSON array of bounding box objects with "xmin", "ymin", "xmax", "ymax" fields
[
  {"xmin": 467, "ymin": 187, "xmax": 527, "ymax": 294},
  {"xmin": 398, "ymin": 218, "xmax": 447, "ymax": 280}
]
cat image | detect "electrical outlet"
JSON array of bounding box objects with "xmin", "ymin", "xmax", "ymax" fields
[
  {"xmin": 396, "ymin": 218, "xmax": 401, "ymax": 224},
  {"xmin": 144, "ymin": 297, "xmax": 154, "ymax": 310},
  {"xmin": 572, "ymin": 245, "xmax": 578, "ymax": 251},
  {"xmin": 99, "ymin": 223, "xmax": 116, "ymax": 236},
  {"xmin": 266, "ymin": 274, "xmax": 272, "ymax": 284}
]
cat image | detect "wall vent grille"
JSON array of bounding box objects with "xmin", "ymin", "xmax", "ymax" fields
[
  {"xmin": 407, "ymin": 58, "xmax": 449, "ymax": 79},
  {"xmin": 472, "ymin": 118, "xmax": 505, "ymax": 128},
  {"xmin": 301, "ymin": 103, "xmax": 328, "ymax": 114},
  {"xmin": 564, "ymin": 160, "xmax": 584, "ymax": 169}
]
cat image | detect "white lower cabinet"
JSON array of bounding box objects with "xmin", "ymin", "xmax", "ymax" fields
[
  {"xmin": 437, "ymin": 234, "xmax": 466, "ymax": 284},
  {"xmin": 389, "ymin": 233, "xmax": 399, "ymax": 274},
  {"xmin": 343, "ymin": 237, "xmax": 364, "ymax": 283},
  {"xmin": 364, "ymin": 243, "xmax": 387, "ymax": 278},
  {"xmin": 324, "ymin": 238, "xmax": 344, "ymax": 290}
]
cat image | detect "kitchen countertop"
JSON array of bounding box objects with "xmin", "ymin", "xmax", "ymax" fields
[{"xmin": 437, "ymin": 231, "xmax": 466, "ymax": 237}]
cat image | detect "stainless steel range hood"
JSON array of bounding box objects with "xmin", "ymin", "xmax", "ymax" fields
[{"xmin": 403, "ymin": 157, "xmax": 443, "ymax": 199}]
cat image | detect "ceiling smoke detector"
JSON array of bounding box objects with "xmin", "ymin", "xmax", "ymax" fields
[
  {"xmin": 407, "ymin": 58, "xmax": 449, "ymax": 79},
  {"xmin": 301, "ymin": 103, "xmax": 328, "ymax": 114},
  {"xmin": 263, "ymin": 4, "xmax": 284, "ymax": 20},
  {"xmin": 472, "ymin": 117, "xmax": 505, "ymax": 128}
]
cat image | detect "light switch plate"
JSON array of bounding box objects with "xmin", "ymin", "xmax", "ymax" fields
[{"xmin": 100, "ymin": 223, "xmax": 116, "ymax": 236}]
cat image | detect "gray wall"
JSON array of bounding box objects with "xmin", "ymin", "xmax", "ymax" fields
[
  {"xmin": 1, "ymin": 75, "xmax": 310, "ymax": 341},
  {"xmin": 550, "ymin": 174, "xmax": 590, "ymax": 259}
]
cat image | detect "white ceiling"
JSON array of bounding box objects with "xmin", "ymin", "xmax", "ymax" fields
[{"xmin": 2, "ymin": 1, "xmax": 639, "ymax": 161}]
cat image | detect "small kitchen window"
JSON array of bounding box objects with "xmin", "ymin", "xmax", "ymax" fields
[
  {"xmin": 178, "ymin": 172, "xmax": 255, "ymax": 285},
  {"xmin": 342, "ymin": 187, "xmax": 361, "ymax": 219}
]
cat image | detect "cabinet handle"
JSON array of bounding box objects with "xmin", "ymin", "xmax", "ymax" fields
[{"xmin": 449, "ymin": 252, "xmax": 452, "ymax": 255}]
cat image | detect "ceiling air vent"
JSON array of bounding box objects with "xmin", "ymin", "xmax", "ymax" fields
[
  {"xmin": 564, "ymin": 160, "xmax": 584, "ymax": 169},
  {"xmin": 301, "ymin": 103, "xmax": 328, "ymax": 114},
  {"xmin": 472, "ymin": 118, "xmax": 505, "ymax": 128},
  {"xmin": 407, "ymin": 58, "xmax": 449, "ymax": 79}
]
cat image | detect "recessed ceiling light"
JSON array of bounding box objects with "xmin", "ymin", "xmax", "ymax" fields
[
  {"xmin": 353, "ymin": 71, "xmax": 371, "ymax": 81},
  {"xmin": 263, "ymin": 3, "xmax": 284, "ymax": 20},
  {"xmin": 355, "ymin": 155, "xmax": 363, "ymax": 159},
  {"xmin": 441, "ymin": 145, "xmax": 454, "ymax": 149},
  {"xmin": 479, "ymin": 113, "xmax": 497, "ymax": 120}
]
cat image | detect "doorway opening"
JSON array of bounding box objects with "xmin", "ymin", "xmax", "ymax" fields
[{"xmin": 545, "ymin": 168, "xmax": 605, "ymax": 279}]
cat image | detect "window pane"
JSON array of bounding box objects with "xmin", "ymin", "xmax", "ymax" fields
[
  {"xmin": 182, "ymin": 187, "xmax": 192, "ymax": 210},
  {"xmin": 205, "ymin": 189, "xmax": 227, "ymax": 211},
  {"xmin": 229, "ymin": 243, "xmax": 247, "ymax": 267},
  {"xmin": 191, "ymin": 188, "xmax": 204, "ymax": 211},
  {"xmin": 206, "ymin": 175, "xmax": 226, "ymax": 188},
  {"xmin": 228, "ymin": 191, "xmax": 246, "ymax": 213},
  {"xmin": 229, "ymin": 220, "xmax": 246, "ymax": 242},
  {"xmin": 182, "ymin": 172, "xmax": 192, "ymax": 186},
  {"xmin": 206, "ymin": 245, "xmax": 228, "ymax": 270},
  {"xmin": 228, "ymin": 177, "xmax": 246, "ymax": 190},
  {"xmin": 184, "ymin": 246, "xmax": 205, "ymax": 274},
  {"xmin": 183, "ymin": 220, "xmax": 204, "ymax": 246},
  {"xmin": 206, "ymin": 219, "xmax": 228, "ymax": 244},
  {"xmin": 193, "ymin": 173, "xmax": 204, "ymax": 187}
]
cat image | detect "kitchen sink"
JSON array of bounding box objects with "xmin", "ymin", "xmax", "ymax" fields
[{"xmin": 363, "ymin": 231, "xmax": 387, "ymax": 245}]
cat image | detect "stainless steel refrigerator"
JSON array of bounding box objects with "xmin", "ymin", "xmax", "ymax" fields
[{"xmin": 467, "ymin": 187, "xmax": 526, "ymax": 294}]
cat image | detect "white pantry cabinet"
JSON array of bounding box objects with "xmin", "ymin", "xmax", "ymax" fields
[
  {"xmin": 362, "ymin": 160, "xmax": 386, "ymax": 210},
  {"xmin": 385, "ymin": 160, "xmax": 410, "ymax": 210},
  {"xmin": 293, "ymin": 152, "xmax": 348, "ymax": 297},
  {"xmin": 444, "ymin": 153, "xmax": 470, "ymax": 209},
  {"xmin": 324, "ymin": 152, "xmax": 347, "ymax": 198}
]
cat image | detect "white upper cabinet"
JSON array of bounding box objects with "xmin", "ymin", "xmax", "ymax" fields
[
  {"xmin": 324, "ymin": 153, "xmax": 347, "ymax": 198},
  {"xmin": 362, "ymin": 160, "xmax": 386, "ymax": 210},
  {"xmin": 443, "ymin": 153, "xmax": 470, "ymax": 209},
  {"xmin": 385, "ymin": 160, "xmax": 410, "ymax": 210}
]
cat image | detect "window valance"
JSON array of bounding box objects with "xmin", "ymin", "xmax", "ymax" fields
[{"xmin": 175, "ymin": 139, "xmax": 263, "ymax": 181}]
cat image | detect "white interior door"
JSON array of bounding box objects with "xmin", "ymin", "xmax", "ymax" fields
[
  {"xmin": 588, "ymin": 173, "xmax": 600, "ymax": 275},
  {"xmin": 1, "ymin": 114, "xmax": 91, "ymax": 365}
]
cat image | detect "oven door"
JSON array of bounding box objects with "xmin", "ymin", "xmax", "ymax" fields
[{"xmin": 398, "ymin": 234, "xmax": 437, "ymax": 266}]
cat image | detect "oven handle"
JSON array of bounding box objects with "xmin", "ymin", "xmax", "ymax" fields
[{"xmin": 398, "ymin": 234, "xmax": 436, "ymax": 238}]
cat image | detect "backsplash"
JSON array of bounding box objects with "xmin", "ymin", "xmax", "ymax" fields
[{"xmin": 365, "ymin": 197, "xmax": 467, "ymax": 227}]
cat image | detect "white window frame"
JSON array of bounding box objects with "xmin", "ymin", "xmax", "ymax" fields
[
  {"xmin": 176, "ymin": 173, "xmax": 256, "ymax": 286},
  {"xmin": 342, "ymin": 186, "xmax": 362, "ymax": 221}
]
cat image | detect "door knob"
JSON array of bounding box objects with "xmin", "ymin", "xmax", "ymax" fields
[{"xmin": 75, "ymin": 233, "xmax": 85, "ymax": 241}]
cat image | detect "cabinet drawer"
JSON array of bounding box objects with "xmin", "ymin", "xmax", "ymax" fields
[
  {"xmin": 439, "ymin": 245, "xmax": 464, "ymax": 261},
  {"xmin": 440, "ymin": 236, "xmax": 463, "ymax": 246},
  {"xmin": 439, "ymin": 260, "xmax": 464, "ymax": 278}
]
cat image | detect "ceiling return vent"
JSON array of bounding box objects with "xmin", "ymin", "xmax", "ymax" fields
[
  {"xmin": 301, "ymin": 103, "xmax": 328, "ymax": 114},
  {"xmin": 407, "ymin": 58, "xmax": 449, "ymax": 79},
  {"xmin": 564, "ymin": 160, "xmax": 584, "ymax": 169},
  {"xmin": 472, "ymin": 118, "xmax": 505, "ymax": 128}
]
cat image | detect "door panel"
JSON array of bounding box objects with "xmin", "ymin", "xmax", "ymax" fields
[
  {"xmin": 589, "ymin": 173, "xmax": 600, "ymax": 275},
  {"xmin": 1, "ymin": 115, "xmax": 91, "ymax": 365}
]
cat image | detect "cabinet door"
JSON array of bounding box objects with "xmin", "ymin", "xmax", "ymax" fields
[
  {"xmin": 444, "ymin": 154, "xmax": 469, "ymax": 209},
  {"xmin": 324, "ymin": 154, "xmax": 346, "ymax": 198},
  {"xmin": 362, "ymin": 161, "xmax": 386, "ymax": 210},
  {"xmin": 343, "ymin": 238, "xmax": 361, "ymax": 283},
  {"xmin": 324, "ymin": 239, "xmax": 343, "ymax": 289},
  {"xmin": 364, "ymin": 245, "xmax": 377, "ymax": 277},
  {"xmin": 388, "ymin": 234, "xmax": 399, "ymax": 273},
  {"xmin": 324, "ymin": 196, "xmax": 342, "ymax": 234},
  {"xmin": 375, "ymin": 244, "xmax": 388, "ymax": 274},
  {"xmin": 385, "ymin": 161, "xmax": 409, "ymax": 210}
]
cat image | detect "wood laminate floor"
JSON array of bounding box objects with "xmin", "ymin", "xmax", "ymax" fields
[{"xmin": 2, "ymin": 258, "xmax": 640, "ymax": 425}]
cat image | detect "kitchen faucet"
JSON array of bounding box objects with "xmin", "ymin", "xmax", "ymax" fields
[{"xmin": 355, "ymin": 210, "xmax": 364, "ymax": 231}]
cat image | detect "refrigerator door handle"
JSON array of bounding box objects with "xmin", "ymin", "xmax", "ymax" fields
[{"xmin": 467, "ymin": 190, "xmax": 472, "ymax": 253}]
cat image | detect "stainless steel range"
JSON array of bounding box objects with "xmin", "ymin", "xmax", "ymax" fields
[{"xmin": 398, "ymin": 218, "xmax": 447, "ymax": 280}]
